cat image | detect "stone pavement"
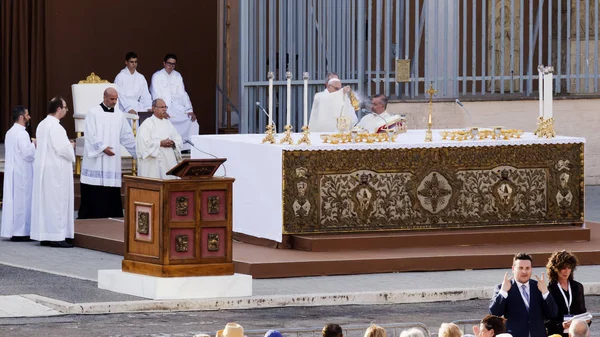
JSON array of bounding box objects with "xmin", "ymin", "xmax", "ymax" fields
[{"xmin": 1, "ymin": 186, "xmax": 599, "ymax": 318}]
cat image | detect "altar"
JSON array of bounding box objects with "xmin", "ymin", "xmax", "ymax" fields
[{"xmin": 191, "ymin": 130, "xmax": 585, "ymax": 243}]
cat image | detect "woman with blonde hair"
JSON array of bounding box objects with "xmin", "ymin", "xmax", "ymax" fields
[
  {"xmin": 364, "ymin": 324, "xmax": 386, "ymax": 337},
  {"xmin": 439, "ymin": 323, "xmax": 462, "ymax": 337}
]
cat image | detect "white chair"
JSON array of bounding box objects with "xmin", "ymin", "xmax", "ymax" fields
[{"xmin": 72, "ymin": 72, "xmax": 139, "ymax": 175}]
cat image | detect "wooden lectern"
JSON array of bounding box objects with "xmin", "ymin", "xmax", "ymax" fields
[{"xmin": 122, "ymin": 159, "xmax": 234, "ymax": 277}]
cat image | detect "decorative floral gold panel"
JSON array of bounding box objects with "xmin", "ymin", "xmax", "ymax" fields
[
  {"xmin": 282, "ymin": 144, "xmax": 584, "ymax": 234},
  {"xmin": 175, "ymin": 196, "xmax": 189, "ymax": 216}
]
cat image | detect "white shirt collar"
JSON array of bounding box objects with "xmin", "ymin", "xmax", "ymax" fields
[{"xmin": 515, "ymin": 280, "xmax": 530, "ymax": 289}]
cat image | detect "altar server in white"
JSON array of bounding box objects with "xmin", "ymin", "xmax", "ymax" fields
[
  {"xmin": 1, "ymin": 106, "xmax": 36, "ymax": 241},
  {"xmin": 136, "ymin": 98, "xmax": 182, "ymax": 179},
  {"xmin": 356, "ymin": 94, "xmax": 395, "ymax": 133},
  {"xmin": 114, "ymin": 52, "xmax": 152, "ymax": 118},
  {"xmin": 30, "ymin": 96, "xmax": 76, "ymax": 248},
  {"xmin": 78, "ymin": 88, "xmax": 136, "ymax": 219},
  {"xmin": 308, "ymin": 77, "xmax": 357, "ymax": 132},
  {"xmin": 150, "ymin": 53, "xmax": 198, "ymax": 150}
]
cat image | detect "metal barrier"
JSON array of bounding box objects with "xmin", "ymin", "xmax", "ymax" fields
[
  {"xmin": 213, "ymin": 322, "xmax": 431, "ymax": 337},
  {"xmin": 230, "ymin": 0, "xmax": 600, "ymax": 134}
]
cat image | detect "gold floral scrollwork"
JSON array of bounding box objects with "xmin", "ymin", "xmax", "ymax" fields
[
  {"xmin": 78, "ymin": 72, "xmax": 109, "ymax": 84},
  {"xmin": 208, "ymin": 196, "xmax": 220, "ymax": 214},
  {"xmin": 137, "ymin": 212, "xmax": 149, "ymax": 235},
  {"xmin": 176, "ymin": 196, "xmax": 189, "ymax": 216},
  {"xmin": 207, "ymin": 233, "xmax": 220, "ymax": 251},
  {"xmin": 175, "ymin": 235, "xmax": 189, "ymax": 252}
]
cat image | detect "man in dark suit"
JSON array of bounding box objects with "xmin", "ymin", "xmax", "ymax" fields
[{"xmin": 490, "ymin": 253, "xmax": 558, "ymax": 337}]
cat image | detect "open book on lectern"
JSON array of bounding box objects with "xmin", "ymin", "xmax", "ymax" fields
[{"xmin": 165, "ymin": 158, "xmax": 227, "ymax": 179}]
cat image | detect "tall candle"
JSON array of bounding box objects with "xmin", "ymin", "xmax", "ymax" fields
[
  {"xmin": 286, "ymin": 72, "xmax": 292, "ymax": 126},
  {"xmin": 267, "ymin": 72, "xmax": 274, "ymax": 126},
  {"xmin": 538, "ymin": 65, "xmax": 544, "ymax": 118},
  {"xmin": 544, "ymin": 70, "xmax": 553, "ymax": 119},
  {"xmin": 303, "ymin": 72, "xmax": 309, "ymax": 126}
]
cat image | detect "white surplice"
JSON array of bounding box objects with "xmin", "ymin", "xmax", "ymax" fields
[
  {"xmin": 136, "ymin": 115, "xmax": 182, "ymax": 179},
  {"xmin": 80, "ymin": 105, "xmax": 136, "ymax": 187},
  {"xmin": 308, "ymin": 89, "xmax": 358, "ymax": 132},
  {"xmin": 149, "ymin": 68, "xmax": 199, "ymax": 149},
  {"xmin": 1, "ymin": 124, "xmax": 35, "ymax": 238},
  {"xmin": 114, "ymin": 67, "xmax": 152, "ymax": 114},
  {"xmin": 30, "ymin": 116, "xmax": 76, "ymax": 241},
  {"xmin": 356, "ymin": 111, "xmax": 393, "ymax": 133}
]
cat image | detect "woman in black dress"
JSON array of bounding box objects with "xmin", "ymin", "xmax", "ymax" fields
[{"xmin": 545, "ymin": 250, "xmax": 590, "ymax": 337}]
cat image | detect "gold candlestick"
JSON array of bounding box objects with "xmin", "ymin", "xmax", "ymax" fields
[
  {"xmin": 424, "ymin": 83, "xmax": 437, "ymax": 142},
  {"xmin": 535, "ymin": 117, "xmax": 556, "ymax": 138},
  {"xmin": 298, "ymin": 125, "xmax": 311, "ymax": 145},
  {"xmin": 261, "ymin": 124, "xmax": 276, "ymax": 144},
  {"xmin": 280, "ymin": 124, "xmax": 294, "ymax": 144}
]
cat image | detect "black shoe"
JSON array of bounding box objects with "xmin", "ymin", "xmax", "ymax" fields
[
  {"xmin": 50, "ymin": 240, "xmax": 74, "ymax": 248},
  {"xmin": 10, "ymin": 236, "xmax": 32, "ymax": 242},
  {"xmin": 40, "ymin": 241, "xmax": 52, "ymax": 246}
]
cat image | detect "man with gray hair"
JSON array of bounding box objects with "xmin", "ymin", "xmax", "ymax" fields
[
  {"xmin": 568, "ymin": 319, "xmax": 589, "ymax": 337},
  {"xmin": 308, "ymin": 73, "xmax": 357, "ymax": 132},
  {"xmin": 136, "ymin": 98, "xmax": 182, "ymax": 179}
]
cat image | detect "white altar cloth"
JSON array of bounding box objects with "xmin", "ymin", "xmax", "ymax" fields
[{"xmin": 192, "ymin": 130, "xmax": 585, "ymax": 242}]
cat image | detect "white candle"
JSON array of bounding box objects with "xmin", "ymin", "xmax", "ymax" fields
[
  {"xmin": 544, "ymin": 70, "xmax": 553, "ymax": 119},
  {"xmin": 303, "ymin": 72, "xmax": 309, "ymax": 126},
  {"xmin": 267, "ymin": 72, "xmax": 274, "ymax": 126},
  {"xmin": 286, "ymin": 72, "xmax": 292, "ymax": 126},
  {"xmin": 538, "ymin": 65, "xmax": 544, "ymax": 118}
]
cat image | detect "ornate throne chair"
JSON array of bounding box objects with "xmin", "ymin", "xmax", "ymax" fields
[{"xmin": 72, "ymin": 72, "xmax": 139, "ymax": 175}]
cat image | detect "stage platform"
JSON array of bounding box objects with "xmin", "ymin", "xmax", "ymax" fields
[{"xmin": 74, "ymin": 219, "xmax": 600, "ymax": 279}]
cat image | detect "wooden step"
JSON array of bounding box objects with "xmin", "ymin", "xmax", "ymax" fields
[{"xmin": 290, "ymin": 224, "xmax": 591, "ymax": 252}]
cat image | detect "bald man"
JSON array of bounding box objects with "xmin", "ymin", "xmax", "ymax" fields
[
  {"xmin": 78, "ymin": 87, "xmax": 136, "ymax": 219},
  {"xmin": 569, "ymin": 319, "xmax": 589, "ymax": 337}
]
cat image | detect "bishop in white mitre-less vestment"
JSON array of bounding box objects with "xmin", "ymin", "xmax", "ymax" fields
[
  {"xmin": 308, "ymin": 82, "xmax": 358, "ymax": 132},
  {"xmin": 114, "ymin": 67, "xmax": 152, "ymax": 117},
  {"xmin": 79, "ymin": 92, "xmax": 136, "ymax": 219},
  {"xmin": 1, "ymin": 109, "xmax": 36, "ymax": 240},
  {"xmin": 30, "ymin": 108, "xmax": 76, "ymax": 244},
  {"xmin": 136, "ymin": 99, "xmax": 182, "ymax": 179},
  {"xmin": 150, "ymin": 68, "xmax": 198, "ymax": 150}
]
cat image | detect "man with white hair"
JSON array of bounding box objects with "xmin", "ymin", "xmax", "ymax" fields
[
  {"xmin": 308, "ymin": 73, "xmax": 357, "ymax": 132},
  {"xmin": 568, "ymin": 319, "xmax": 589, "ymax": 337}
]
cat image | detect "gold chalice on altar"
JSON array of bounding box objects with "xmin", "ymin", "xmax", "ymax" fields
[
  {"xmin": 440, "ymin": 131, "xmax": 449, "ymax": 140},
  {"xmin": 470, "ymin": 127, "xmax": 479, "ymax": 140}
]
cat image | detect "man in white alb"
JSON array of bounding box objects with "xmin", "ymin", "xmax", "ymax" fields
[
  {"xmin": 114, "ymin": 51, "xmax": 152, "ymax": 122},
  {"xmin": 356, "ymin": 94, "xmax": 396, "ymax": 133},
  {"xmin": 78, "ymin": 88, "xmax": 136, "ymax": 219},
  {"xmin": 30, "ymin": 96, "xmax": 76, "ymax": 248},
  {"xmin": 150, "ymin": 53, "xmax": 198, "ymax": 151},
  {"xmin": 1, "ymin": 106, "xmax": 36, "ymax": 242},
  {"xmin": 308, "ymin": 74, "xmax": 357, "ymax": 132},
  {"xmin": 136, "ymin": 98, "xmax": 182, "ymax": 179}
]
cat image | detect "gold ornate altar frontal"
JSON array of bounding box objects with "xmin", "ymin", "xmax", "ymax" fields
[{"xmin": 282, "ymin": 143, "xmax": 584, "ymax": 234}]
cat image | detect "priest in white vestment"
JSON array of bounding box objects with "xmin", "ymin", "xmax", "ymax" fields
[
  {"xmin": 1, "ymin": 106, "xmax": 36, "ymax": 241},
  {"xmin": 308, "ymin": 78, "xmax": 358, "ymax": 132},
  {"xmin": 30, "ymin": 96, "xmax": 76, "ymax": 248},
  {"xmin": 78, "ymin": 88, "xmax": 136, "ymax": 219},
  {"xmin": 149, "ymin": 53, "xmax": 198, "ymax": 151},
  {"xmin": 356, "ymin": 94, "xmax": 395, "ymax": 133},
  {"xmin": 114, "ymin": 52, "xmax": 152, "ymax": 121},
  {"xmin": 136, "ymin": 98, "xmax": 182, "ymax": 179}
]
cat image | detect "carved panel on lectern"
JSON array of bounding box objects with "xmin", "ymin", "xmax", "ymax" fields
[
  {"xmin": 207, "ymin": 233, "xmax": 220, "ymax": 251},
  {"xmin": 175, "ymin": 235, "xmax": 189, "ymax": 252},
  {"xmin": 201, "ymin": 227, "xmax": 226, "ymax": 258},
  {"xmin": 208, "ymin": 196, "xmax": 220, "ymax": 214},
  {"xmin": 134, "ymin": 202, "xmax": 153, "ymax": 242},
  {"xmin": 176, "ymin": 197, "xmax": 189, "ymax": 216},
  {"xmin": 169, "ymin": 191, "xmax": 195, "ymax": 221},
  {"xmin": 170, "ymin": 228, "xmax": 195, "ymax": 259},
  {"xmin": 201, "ymin": 190, "xmax": 226, "ymax": 221}
]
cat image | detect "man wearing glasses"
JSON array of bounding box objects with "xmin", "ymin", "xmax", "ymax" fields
[
  {"xmin": 30, "ymin": 96, "xmax": 76, "ymax": 248},
  {"xmin": 136, "ymin": 98, "xmax": 182, "ymax": 179},
  {"xmin": 149, "ymin": 54, "xmax": 198, "ymax": 152},
  {"xmin": 308, "ymin": 73, "xmax": 357, "ymax": 132}
]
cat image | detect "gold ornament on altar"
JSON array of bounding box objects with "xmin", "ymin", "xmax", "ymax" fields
[
  {"xmin": 424, "ymin": 83, "xmax": 437, "ymax": 142},
  {"xmin": 440, "ymin": 127, "xmax": 524, "ymax": 141},
  {"xmin": 348, "ymin": 90, "xmax": 361, "ymax": 111},
  {"xmin": 535, "ymin": 117, "xmax": 556, "ymax": 138},
  {"xmin": 262, "ymin": 123, "xmax": 275, "ymax": 144},
  {"xmin": 336, "ymin": 116, "xmax": 351, "ymax": 133},
  {"xmin": 280, "ymin": 124, "xmax": 294, "ymax": 144},
  {"xmin": 297, "ymin": 125, "xmax": 311, "ymax": 145}
]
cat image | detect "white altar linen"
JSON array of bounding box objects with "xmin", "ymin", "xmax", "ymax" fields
[{"xmin": 192, "ymin": 130, "xmax": 585, "ymax": 242}]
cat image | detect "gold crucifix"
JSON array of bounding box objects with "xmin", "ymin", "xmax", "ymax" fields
[{"xmin": 424, "ymin": 82, "xmax": 436, "ymax": 142}]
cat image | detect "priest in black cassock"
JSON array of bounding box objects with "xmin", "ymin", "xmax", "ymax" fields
[{"xmin": 77, "ymin": 88, "xmax": 136, "ymax": 219}]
